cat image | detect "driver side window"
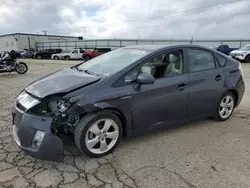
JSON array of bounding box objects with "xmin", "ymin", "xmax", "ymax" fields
[{"xmin": 124, "ymin": 49, "xmax": 184, "ymax": 82}]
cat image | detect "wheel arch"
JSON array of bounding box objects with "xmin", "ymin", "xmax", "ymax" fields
[{"xmin": 227, "ymin": 89, "xmax": 239, "ymax": 107}]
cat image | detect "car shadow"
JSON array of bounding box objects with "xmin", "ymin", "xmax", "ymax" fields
[{"xmin": 60, "ymin": 118, "xmax": 215, "ymax": 158}]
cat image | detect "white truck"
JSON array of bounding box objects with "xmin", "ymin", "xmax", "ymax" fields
[
  {"xmin": 229, "ymin": 45, "xmax": 250, "ymax": 63},
  {"xmin": 51, "ymin": 49, "xmax": 84, "ymax": 60}
]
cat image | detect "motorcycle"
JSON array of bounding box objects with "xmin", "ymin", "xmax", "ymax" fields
[{"xmin": 0, "ymin": 51, "xmax": 28, "ymax": 74}]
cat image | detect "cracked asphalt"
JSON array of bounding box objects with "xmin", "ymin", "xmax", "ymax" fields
[{"xmin": 0, "ymin": 59, "xmax": 250, "ymax": 188}]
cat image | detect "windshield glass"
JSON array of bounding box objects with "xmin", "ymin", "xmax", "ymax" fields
[
  {"xmin": 77, "ymin": 48, "xmax": 149, "ymax": 76},
  {"xmin": 239, "ymin": 46, "xmax": 250, "ymax": 51}
]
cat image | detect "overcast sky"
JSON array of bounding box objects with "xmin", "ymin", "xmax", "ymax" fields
[{"xmin": 0, "ymin": 0, "xmax": 250, "ymax": 39}]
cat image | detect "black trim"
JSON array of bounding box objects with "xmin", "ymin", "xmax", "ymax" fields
[{"xmin": 0, "ymin": 33, "xmax": 79, "ymax": 38}]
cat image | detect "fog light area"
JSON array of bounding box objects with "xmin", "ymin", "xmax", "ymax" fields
[{"xmin": 32, "ymin": 130, "xmax": 45, "ymax": 148}]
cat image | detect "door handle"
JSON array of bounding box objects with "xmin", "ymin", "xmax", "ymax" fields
[
  {"xmin": 177, "ymin": 83, "xmax": 188, "ymax": 91},
  {"xmin": 215, "ymin": 75, "xmax": 222, "ymax": 81}
]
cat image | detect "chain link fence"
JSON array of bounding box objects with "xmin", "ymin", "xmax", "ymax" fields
[{"xmin": 36, "ymin": 39, "xmax": 250, "ymax": 51}]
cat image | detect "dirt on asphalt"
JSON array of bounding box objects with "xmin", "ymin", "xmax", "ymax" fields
[{"xmin": 0, "ymin": 59, "xmax": 250, "ymax": 188}]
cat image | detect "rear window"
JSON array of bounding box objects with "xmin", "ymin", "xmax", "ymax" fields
[{"xmin": 214, "ymin": 53, "xmax": 227, "ymax": 67}]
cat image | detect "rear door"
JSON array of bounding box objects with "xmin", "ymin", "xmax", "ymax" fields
[{"xmin": 186, "ymin": 47, "xmax": 225, "ymax": 117}]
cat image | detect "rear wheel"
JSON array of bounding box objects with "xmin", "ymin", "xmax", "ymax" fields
[
  {"xmin": 37, "ymin": 55, "xmax": 42, "ymax": 59},
  {"xmin": 213, "ymin": 91, "xmax": 235, "ymax": 121},
  {"xmin": 54, "ymin": 56, "xmax": 59, "ymax": 60},
  {"xmin": 15, "ymin": 62, "xmax": 28, "ymax": 74},
  {"xmin": 64, "ymin": 56, "xmax": 70, "ymax": 60},
  {"xmin": 74, "ymin": 111, "xmax": 122, "ymax": 157}
]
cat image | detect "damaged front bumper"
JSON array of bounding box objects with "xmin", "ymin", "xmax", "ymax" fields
[{"xmin": 12, "ymin": 106, "xmax": 64, "ymax": 162}]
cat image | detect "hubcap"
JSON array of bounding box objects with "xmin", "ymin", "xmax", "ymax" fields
[
  {"xmin": 219, "ymin": 95, "xmax": 234, "ymax": 119},
  {"xmin": 17, "ymin": 64, "xmax": 25, "ymax": 72},
  {"xmin": 85, "ymin": 118, "xmax": 119, "ymax": 154}
]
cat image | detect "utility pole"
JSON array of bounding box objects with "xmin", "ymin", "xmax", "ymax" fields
[{"xmin": 42, "ymin": 30, "xmax": 48, "ymax": 35}]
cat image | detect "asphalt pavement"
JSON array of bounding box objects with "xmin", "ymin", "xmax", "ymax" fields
[{"xmin": 0, "ymin": 59, "xmax": 249, "ymax": 188}]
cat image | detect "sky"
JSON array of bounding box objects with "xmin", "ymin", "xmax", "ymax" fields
[{"xmin": 0, "ymin": 0, "xmax": 250, "ymax": 39}]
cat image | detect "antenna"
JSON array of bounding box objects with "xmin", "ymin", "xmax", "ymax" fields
[
  {"xmin": 42, "ymin": 30, "xmax": 48, "ymax": 35},
  {"xmin": 189, "ymin": 37, "xmax": 194, "ymax": 44}
]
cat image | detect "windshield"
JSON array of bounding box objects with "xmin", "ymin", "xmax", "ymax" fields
[
  {"xmin": 77, "ymin": 48, "xmax": 149, "ymax": 76},
  {"xmin": 239, "ymin": 46, "xmax": 250, "ymax": 51}
]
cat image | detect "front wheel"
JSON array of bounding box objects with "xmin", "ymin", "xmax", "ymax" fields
[
  {"xmin": 16, "ymin": 62, "xmax": 28, "ymax": 74},
  {"xmin": 84, "ymin": 56, "xmax": 91, "ymax": 61},
  {"xmin": 74, "ymin": 111, "xmax": 122, "ymax": 157},
  {"xmin": 213, "ymin": 91, "xmax": 235, "ymax": 121},
  {"xmin": 245, "ymin": 55, "xmax": 250, "ymax": 63}
]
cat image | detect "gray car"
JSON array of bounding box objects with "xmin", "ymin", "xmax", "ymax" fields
[{"xmin": 12, "ymin": 44, "xmax": 245, "ymax": 161}]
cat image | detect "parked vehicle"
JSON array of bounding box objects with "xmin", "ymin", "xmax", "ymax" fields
[
  {"xmin": 12, "ymin": 44, "xmax": 245, "ymax": 161},
  {"xmin": 215, "ymin": 45, "xmax": 238, "ymax": 55},
  {"xmin": 62, "ymin": 49, "xmax": 85, "ymax": 60},
  {"xmin": 51, "ymin": 50, "xmax": 70, "ymax": 60},
  {"xmin": 229, "ymin": 45, "xmax": 250, "ymax": 63},
  {"xmin": 82, "ymin": 47, "xmax": 111, "ymax": 61},
  {"xmin": 20, "ymin": 50, "xmax": 34, "ymax": 59},
  {"xmin": 34, "ymin": 49, "xmax": 62, "ymax": 59},
  {"xmin": 0, "ymin": 51, "xmax": 28, "ymax": 74}
]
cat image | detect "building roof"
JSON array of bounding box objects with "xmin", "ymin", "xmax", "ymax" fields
[{"xmin": 0, "ymin": 33, "xmax": 79, "ymax": 38}]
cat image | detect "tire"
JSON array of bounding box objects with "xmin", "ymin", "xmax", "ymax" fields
[
  {"xmin": 15, "ymin": 62, "xmax": 28, "ymax": 74},
  {"xmin": 64, "ymin": 56, "xmax": 70, "ymax": 60},
  {"xmin": 84, "ymin": 56, "xmax": 91, "ymax": 61},
  {"xmin": 37, "ymin": 55, "xmax": 42, "ymax": 59},
  {"xmin": 53, "ymin": 56, "xmax": 59, "ymax": 60},
  {"xmin": 213, "ymin": 91, "xmax": 235, "ymax": 121},
  {"xmin": 245, "ymin": 55, "xmax": 250, "ymax": 63},
  {"xmin": 74, "ymin": 110, "xmax": 123, "ymax": 157}
]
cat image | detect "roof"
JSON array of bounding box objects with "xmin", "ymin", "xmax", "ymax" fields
[
  {"xmin": 123, "ymin": 44, "xmax": 211, "ymax": 51},
  {"xmin": 0, "ymin": 33, "xmax": 79, "ymax": 38}
]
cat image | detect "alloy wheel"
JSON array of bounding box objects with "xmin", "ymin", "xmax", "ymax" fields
[
  {"xmin": 85, "ymin": 118, "xmax": 119, "ymax": 154},
  {"xmin": 219, "ymin": 95, "xmax": 234, "ymax": 119}
]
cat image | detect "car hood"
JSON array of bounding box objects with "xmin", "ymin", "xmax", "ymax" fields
[{"xmin": 25, "ymin": 68, "xmax": 101, "ymax": 98}]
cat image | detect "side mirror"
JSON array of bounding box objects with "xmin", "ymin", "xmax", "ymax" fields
[{"xmin": 136, "ymin": 73, "xmax": 155, "ymax": 85}]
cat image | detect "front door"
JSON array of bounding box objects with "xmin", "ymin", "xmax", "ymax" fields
[
  {"xmin": 126, "ymin": 49, "xmax": 189, "ymax": 129},
  {"xmin": 186, "ymin": 48, "xmax": 225, "ymax": 117},
  {"xmin": 71, "ymin": 50, "xmax": 79, "ymax": 59}
]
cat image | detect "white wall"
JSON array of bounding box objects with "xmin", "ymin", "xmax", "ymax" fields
[
  {"xmin": 16, "ymin": 35, "xmax": 78, "ymax": 51},
  {"xmin": 0, "ymin": 34, "xmax": 79, "ymax": 52},
  {"xmin": 0, "ymin": 35, "xmax": 18, "ymax": 52}
]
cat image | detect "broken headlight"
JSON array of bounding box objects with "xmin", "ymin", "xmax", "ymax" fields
[{"xmin": 48, "ymin": 95, "xmax": 84, "ymax": 115}]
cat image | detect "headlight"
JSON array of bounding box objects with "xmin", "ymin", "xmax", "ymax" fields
[
  {"xmin": 16, "ymin": 91, "xmax": 40, "ymax": 110},
  {"xmin": 48, "ymin": 96, "xmax": 84, "ymax": 114}
]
